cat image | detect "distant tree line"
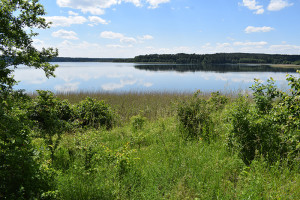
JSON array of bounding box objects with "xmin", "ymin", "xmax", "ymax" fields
[
  {"xmin": 50, "ymin": 53, "xmax": 300, "ymax": 65},
  {"xmin": 132, "ymin": 53, "xmax": 300, "ymax": 65},
  {"xmin": 51, "ymin": 57, "xmax": 118, "ymax": 62}
]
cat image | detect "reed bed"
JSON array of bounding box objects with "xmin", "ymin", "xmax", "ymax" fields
[
  {"xmin": 56, "ymin": 91, "xmax": 191, "ymax": 123},
  {"xmin": 55, "ymin": 90, "xmax": 239, "ymax": 123}
]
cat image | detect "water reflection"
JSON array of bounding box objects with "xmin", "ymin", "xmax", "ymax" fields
[
  {"xmin": 13, "ymin": 62, "xmax": 298, "ymax": 93},
  {"xmin": 134, "ymin": 64, "xmax": 298, "ymax": 73}
]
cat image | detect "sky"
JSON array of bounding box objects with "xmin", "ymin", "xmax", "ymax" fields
[{"xmin": 33, "ymin": 0, "xmax": 300, "ymax": 58}]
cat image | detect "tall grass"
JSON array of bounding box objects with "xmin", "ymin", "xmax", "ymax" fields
[
  {"xmin": 48, "ymin": 116, "xmax": 299, "ymax": 199},
  {"xmin": 28, "ymin": 89, "xmax": 299, "ymax": 199},
  {"xmin": 55, "ymin": 90, "xmax": 238, "ymax": 124},
  {"xmin": 56, "ymin": 91, "xmax": 191, "ymax": 123}
]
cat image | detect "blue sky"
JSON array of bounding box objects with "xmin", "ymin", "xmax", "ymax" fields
[{"xmin": 33, "ymin": 0, "xmax": 300, "ymax": 58}]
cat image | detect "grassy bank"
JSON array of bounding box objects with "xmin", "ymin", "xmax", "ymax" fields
[
  {"xmin": 2, "ymin": 74, "xmax": 300, "ymax": 199},
  {"xmin": 55, "ymin": 91, "xmax": 191, "ymax": 123},
  {"xmin": 48, "ymin": 117, "xmax": 299, "ymax": 199},
  {"xmin": 30, "ymin": 87, "xmax": 298, "ymax": 199}
]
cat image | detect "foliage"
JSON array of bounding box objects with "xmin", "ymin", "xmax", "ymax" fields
[
  {"xmin": 130, "ymin": 114, "xmax": 147, "ymax": 132},
  {"xmin": 0, "ymin": 91, "xmax": 49, "ymax": 199},
  {"xmin": 28, "ymin": 90, "xmax": 72, "ymax": 162},
  {"xmin": 227, "ymin": 72, "xmax": 300, "ymax": 165},
  {"xmin": 0, "ymin": 0, "xmax": 58, "ymax": 199},
  {"xmin": 74, "ymin": 97, "xmax": 115, "ymax": 129},
  {"xmin": 44, "ymin": 117, "xmax": 299, "ymax": 199},
  {"xmin": 133, "ymin": 53, "xmax": 300, "ymax": 65},
  {"xmin": 226, "ymin": 96, "xmax": 280, "ymax": 165},
  {"xmin": 0, "ymin": 0, "xmax": 58, "ymax": 94},
  {"xmin": 293, "ymin": 60, "xmax": 300, "ymax": 65},
  {"xmin": 177, "ymin": 91, "xmax": 212, "ymax": 141},
  {"xmin": 251, "ymin": 78, "xmax": 279, "ymax": 113},
  {"xmin": 177, "ymin": 91, "xmax": 228, "ymax": 141},
  {"xmin": 208, "ymin": 91, "xmax": 229, "ymax": 111}
]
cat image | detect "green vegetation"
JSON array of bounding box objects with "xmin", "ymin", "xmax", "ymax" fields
[
  {"xmin": 133, "ymin": 53, "xmax": 300, "ymax": 65},
  {"xmin": 0, "ymin": 0, "xmax": 57, "ymax": 198},
  {"xmin": 51, "ymin": 54, "xmax": 300, "ymax": 66},
  {"xmin": 1, "ymin": 1, "xmax": 299, "ymax": 199},
  {"xmin": 1, "ymin": 74, "xmax": 300, "ymax": 199}
]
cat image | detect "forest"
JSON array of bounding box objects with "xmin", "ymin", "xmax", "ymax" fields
[
  {"xmin": 50, "ymin": 53, "xmax": 300, "ymax": 65},
  {"xmin": 132, "ymin": 53, "xmax": 300, "ymax": 64}
]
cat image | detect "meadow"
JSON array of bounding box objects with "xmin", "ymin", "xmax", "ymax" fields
[{"xmin": 2, "ymin": 75, "xmax": 300, "ymax": 200}]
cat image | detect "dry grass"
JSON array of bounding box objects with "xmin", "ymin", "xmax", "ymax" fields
[{"xmin": 56, "ymin": 91, "xmax": 193, "ymax": 123}]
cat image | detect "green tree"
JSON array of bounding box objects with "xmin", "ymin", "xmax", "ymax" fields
[
  {"xmin": 0, "ymin": 0, "xmax": 58, "ymax": 198},
  {"xmin": 0, "ymin": 0, "xmax": 58, "ymax": 95}
]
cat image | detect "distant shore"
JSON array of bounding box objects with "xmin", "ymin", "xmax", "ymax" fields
[{"xmin": 267, "ymin": 64, "xmax": 300, "ymax": 69}]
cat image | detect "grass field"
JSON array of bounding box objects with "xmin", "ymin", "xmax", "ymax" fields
[{"xmin": 28, "ymin": 90, "xmax": 299, "ymax": 199}]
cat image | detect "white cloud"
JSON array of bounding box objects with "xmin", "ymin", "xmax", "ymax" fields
[
  {"xmin": 100, "ymin": 31, "xmax": 124, "ymax": 39},
  {"xmin": 138, "ymin": 35, "xmax": 154, "ymax": 40},
  {"xmin": 52, "ymin": 29, "xmax": 79, "ymax": 40},
  {"xmin": 120, "ymin": 37, "xmax": 137, "ymax": 44},
  {"xmin": 240, "ymin": 0, "xmax": 264, "ymax": 14},
  {"xmin": 32, "ymin": 39, "xmax": 45, "ymax": 46},
  {"xmin": 88, "ymin": 16, "xmax": 109, "ymax": 26},
  {"xmin": 56, "ymin": 0, "xmax": 112, "ymax": 15},
  {"xmin": 234, "ymin": 41, "xmax": 268, "ymax": 46},
  {"xmin": 245, "ymin": 26, "xmax": 274, "ymax": 33},
  {"xmin": 100, "ymin": 31, "xmax": 137, "ymax": 44},
  {"xmin": 45, "ymin": 16, "xmax": 87, "ymax": 27},
  {"xmin": 68, "ymin": 11, "xmax": 79, "ymax": 15},
  {"xmin": 146, "ymin": 0, "xmax": 170, "ymax": 9},
  {"xmin": 216, "ymin": 43, "xmax": 231, "ymax": 48},
  {"xmin": 46, "ymin": 15, "xmax": 109, "ymax": 28},
  {"xmin": 123, "ymin": 0, "xmax": 142, "ymax": 7},
  {"xmin": 56, "ymin": 0, "xmax": 168, "ymax": 14},
  {"xmin": 268, "ymin": 44, "xmax": 300, "ymax": 54},
  {"xmin": 106, "ymin": 44, "xmax": 129, "ymax": 48},
  {"xmin": 267, "ymin": 0, "xmax": 293, "ymax": 11}
]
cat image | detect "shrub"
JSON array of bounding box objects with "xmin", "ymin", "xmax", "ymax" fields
[
  {"xmin": 0, "ymin": 91, "xmax": 48, "ymax": 199},
  {"xmin": 177, "ymin": 91, "xmax": 213, "ymax": 141},
  {"xmin": 74, "ymin": 97, "xmax": 115, "ymax": 129},
  {"xmin": 227, "ymin": 72, "xmax": 300, "ymax": 165},
  {"xmin": 208, "ymin": 91, "xmax": 229, "ymax": 111},
  {"xmin": 226, "ymin": 96, "xmax": 280, "ymax": 165},
  {"xmin": 251, "ymin": 78, "xmax": 279, "ymax": 114},
  {"xmin": 28, "ymin": 90, "xmax": 73, "ymax": 162},
  {"xmin": 130, "ymin": 114, "xmax": 147, "ymax": 132}
]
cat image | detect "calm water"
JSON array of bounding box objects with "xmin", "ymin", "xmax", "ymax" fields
[{"xmin": 13, "ymin": 62, "xmax": 299, "ymax": 93}]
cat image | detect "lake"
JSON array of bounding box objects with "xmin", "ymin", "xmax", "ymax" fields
[{"xmin": 13, "ymin": 62, "xmax": 299, "ymax": 93}]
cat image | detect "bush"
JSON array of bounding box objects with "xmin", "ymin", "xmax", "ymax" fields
[
  {"xmin": 226, "ymin": 96, "xmax": 280, "ymax": 165},
  {"xmin": 177, "ymin": 91, "xmax": 213, "ymax": 141},
  {"xmin": 74, "ymin": 97, "xmax": 115, "ymax": 129},
  {"xmin": 28, "ymin": 90, "xmax": 73, "ymax": 162},
  {"xmin": 227, "ymin": 72, "xmax": 300, "ymax": 165},
  {"xmin": 130, "ymin": 114, "xmax": 147, "ymax": 132},
  {"xmin": 0, "ymin": 91, "xmax": 49, "ymax": 199},
  {"xmin": 208, "ymin": 91, "xmax": 229, "ymax": 111},
  {"xmin": 177, "ymin": 91, "xmax": 228, "ymax": 141}
]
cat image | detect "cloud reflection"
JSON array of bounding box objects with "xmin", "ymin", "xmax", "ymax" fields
[
  {"xmin": 55, "ymin": 82, "xmax": 80, "ymax": 92},
  {"xmin": 102, "ymin": 79, "xmax": 137, "ymax": 91},
  {"xmin": 13, "ymin": 63, "xmax": 296, "ymax": 93}
]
